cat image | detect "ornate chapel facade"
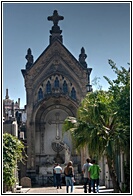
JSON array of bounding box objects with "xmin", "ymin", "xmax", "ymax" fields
[{"xmin": 21, "ymin": 10, "xmax": 92, "ymax": 185}]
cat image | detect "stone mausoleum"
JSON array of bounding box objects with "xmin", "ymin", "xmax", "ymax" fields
[{"xmin": 21, "ymin": 10, "xmax": 93, "ymax": 185}]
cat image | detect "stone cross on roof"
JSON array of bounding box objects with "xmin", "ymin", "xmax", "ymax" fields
[{"xmin": 47, "ymin": 10, "xmax": 64, "ymax": 26}]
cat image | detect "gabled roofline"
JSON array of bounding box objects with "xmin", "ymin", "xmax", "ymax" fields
[{"xmin": 25, "ymin": 38, "xmax": 91, "ymax": 72}]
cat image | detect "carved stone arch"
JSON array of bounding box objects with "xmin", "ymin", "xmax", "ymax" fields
[
  {"xmin": 38, "ymin": 88, "xmax": 43, "ymax": 101},
  {"xmin": 33, "ymin": 83, "xmax": 45, "ymax": 104},
  {"xmin": 34, "ymin": 102, "xmax": 75, "ymax": 158},
  {"xmin": 35, "ymin": 100, "xmax": 77, "ymax": 122},
  {"xmin": 54, "ymin": 76, "xmax": 59, "ymax": 87},
  {"xmin": 32, "ymin": 66, "xmax": 83, "ymax": 95},
  {"xmin": 71, "ymin": 86, "xmax": 76, "ymax": 100},
  {"xmin": 63, "ymin": 80, "xmax": 68, "ymax": 94},
  {"xmin": 33, "ymin": 72, "xmax": 83, "ymax": 105}
]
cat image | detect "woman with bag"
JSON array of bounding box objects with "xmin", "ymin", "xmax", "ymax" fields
[{"xmin": 64, "ymin": 161, "xmax": 75, "ymax": 193}]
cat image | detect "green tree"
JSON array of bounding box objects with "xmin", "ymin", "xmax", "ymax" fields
[
  {"xmin": 3, "ymin": 133, "xmax": 27, "ymax": 192},
  {"xmin": 104, "ymin": 60, "xmax": 130, "ymax": 192},
  {"xmin": 64, "ymin": 91, "xmax": 126, "ymax": 192},
  {"xmin": 63, "ymin": 61, "xmax": 130, "ymax": 193}
]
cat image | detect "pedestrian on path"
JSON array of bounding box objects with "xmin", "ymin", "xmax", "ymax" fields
[
  {"xmin": 64, "ymin": 161, "xmax": 75, "ymax": 193},
  {"xmin": 88, "ymin": 159, "xmax": 101, "ymax": 193},
  {"xmin": 82, "ymin": 158, "xmax": 92, "ymax": 193},
  {"xmin": 54, "ymin": 163, "xmax": 62, "ymax": 189}
]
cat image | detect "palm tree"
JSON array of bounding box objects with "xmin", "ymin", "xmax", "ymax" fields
[{"xmin": 63, "ymin": 90, "xmax": 128, "ymax": 193}]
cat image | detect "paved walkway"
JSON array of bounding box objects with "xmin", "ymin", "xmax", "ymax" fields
[{"xmin": 20, "ymin": 185, "xmax": 114, "ymax": 194}]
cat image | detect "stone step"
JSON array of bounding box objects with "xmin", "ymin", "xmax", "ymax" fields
[
  {"xmin": 99, "ymin": 186, "xmax": 114, "ymax": 193},
  {"xmin": 76, "ymin": 185, "xmax": 114, "ymax": 193},
  {"xmin": 100, "ymin": 189, "xmax": 114, "ymax": 193}
]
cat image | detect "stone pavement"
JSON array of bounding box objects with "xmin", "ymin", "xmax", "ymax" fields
[{"xmin": 21, "ymin": 185, "xmax": 114, "ymax": 194}]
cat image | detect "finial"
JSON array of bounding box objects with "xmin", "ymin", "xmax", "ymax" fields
[
  {"xmin": 47, "ymin": 10, "xmax": 64, "ymax": 44},
  {"xmin": 25, "ymin": 48, "xmax": 34, "ymax": 69},
  {"xmin": 5, "ymin": 88, "xmax": 9, "ymax": 99},
  {"xmin": 79, "ymin": 47, "xmax": 87, "ymax": 68}
]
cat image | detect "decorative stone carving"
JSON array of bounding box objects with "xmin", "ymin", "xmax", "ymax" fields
[
  {"xmin": 47, "ymin": 10, "xmax": 64, "ymax": 27},
  {"xmin": 45, "ymin": 155, "xmax": 54, "ymax": 165},
  {"xmin": 25, "ymin": 48, "xmax": 34, "ymax": 69},
  {"xmin": 51, "ymin": 140, "xmax": 64, "ymax": 152},
  {"xmin": 48, "ymin": 112, "xmax": 64, "ymax": 140},
  {"xmin": 64, "ymin": 143, "xmax": 71, "ymax": 164}
]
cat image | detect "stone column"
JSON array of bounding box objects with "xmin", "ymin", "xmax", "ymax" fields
[
  {"xmin": 25, "ymin": 86, "xmax": 36, "ymax": 185},
  {"xmin": 40, "ymin": 123, "xmax": 45, "ymax": 154},
  {"xmin": 26, "ymin": 87, "xmax": 35, "ymax": 170}
]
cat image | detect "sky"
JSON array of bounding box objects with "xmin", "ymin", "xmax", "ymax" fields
[{"xmin": 2, "ymin": 2, "xmax": 130, "ymax": 108}]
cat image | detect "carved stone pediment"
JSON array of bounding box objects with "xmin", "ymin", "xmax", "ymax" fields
[{"xmin": 24, "ymin": 41, "xmax": 87, "ymax": 85}]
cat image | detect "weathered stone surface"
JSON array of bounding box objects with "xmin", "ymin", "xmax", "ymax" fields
[{"xmin": 20, "ymin": 177, "xmax": 31, "ymax": 188}]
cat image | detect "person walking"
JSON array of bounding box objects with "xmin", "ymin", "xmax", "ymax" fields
[
  {"xmin": 64, "ymin": 161, "xmax": 74, "ymax": 193},
  {"xmin": 88, "ymin": 159, "xmax": 101, "ymax": 193},
  {"xmin": 54, "ymin": 163, "xmax": 62, "ymax": 189},
  {"xmin": 82, "ymin": 158, "xmax": 92, "ymax": 193}
]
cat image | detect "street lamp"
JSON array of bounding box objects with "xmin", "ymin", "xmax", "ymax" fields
[{"xmin": 86, "ymin": 84, "xmax": 92, "ymax": 92}]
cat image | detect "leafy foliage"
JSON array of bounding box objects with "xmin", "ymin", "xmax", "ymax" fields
[
  {"xmin": 104, "ymin": 60, "xmax": 130, "ymax": 192},
  {"xmin": 3, "ymin": 133, "xmax": 27, "ymax": 188},
  {"xmin": 104, "ymin": 59, "xmax": 130, "ymax": 127}
]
